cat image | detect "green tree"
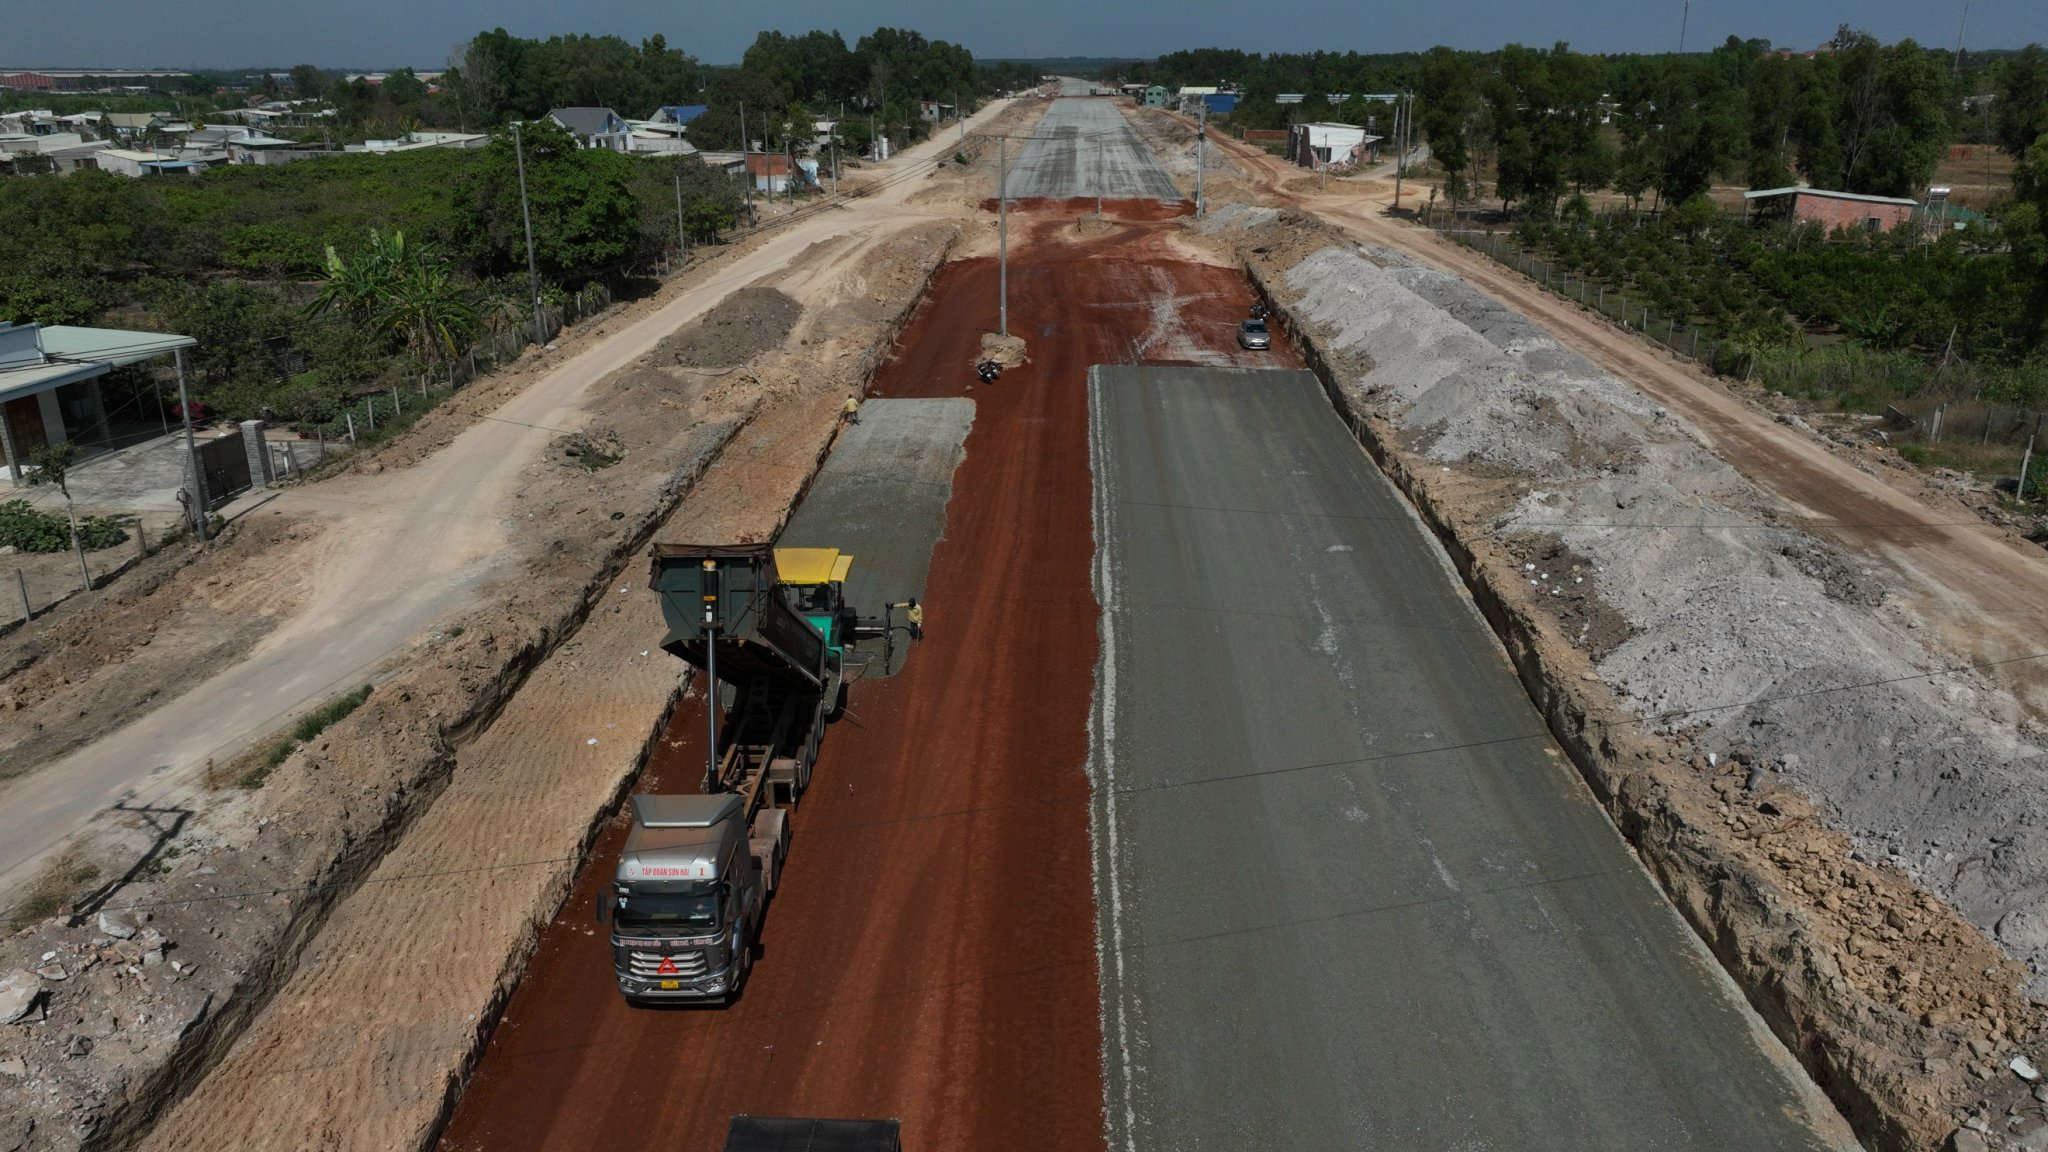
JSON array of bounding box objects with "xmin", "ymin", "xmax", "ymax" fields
[
  {"xmin": 290, "ymin": 63, "xmax": 325, "ymax": 98},
  {"xmin": 454, "ymin": 119, "xmax": 639, "ymax": 280},
  {"xmin": 682, "ymin": 198, "xmax": 735, "ymax": 243},
  {"xmin": 1996, "ymin": 45, "xmax": 2048, "ymax": 159},
  {"xmin": 1418, "ymin": 48, "xmax": 1479, "ymax": 204}
]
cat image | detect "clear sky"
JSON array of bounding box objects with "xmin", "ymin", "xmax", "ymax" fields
[{"xmin": 5, "ymin": 0, "xmax": 2037, "ymax": 71}]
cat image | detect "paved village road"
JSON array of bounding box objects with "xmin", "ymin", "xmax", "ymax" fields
[{"xmin": 1086, "ymin": 366, "xmax": 1860, "ymax": 1151}]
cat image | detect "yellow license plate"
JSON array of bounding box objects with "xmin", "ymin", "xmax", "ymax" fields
[{"xmin": 660, "ymin": 980, "xmax": 680, "ymax": 990}]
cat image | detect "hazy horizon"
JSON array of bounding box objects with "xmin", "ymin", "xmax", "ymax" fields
[{"xmin": 3, "ymin": 0, "xmax": 2036, "ymax": 73}]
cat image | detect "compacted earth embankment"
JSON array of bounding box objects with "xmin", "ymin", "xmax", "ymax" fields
[
  {"xmin": 1210, "ymin": 205, "xmax": 2048, "ymax": 1152},
  {"xmin": 0, "ymin": 223, "xmax": 959, "ymax": 1152}
]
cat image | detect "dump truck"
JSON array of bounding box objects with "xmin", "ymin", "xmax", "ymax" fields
[{"xmin": 602, "ymin": 543, "xmax": 912, "ymax": 1004}]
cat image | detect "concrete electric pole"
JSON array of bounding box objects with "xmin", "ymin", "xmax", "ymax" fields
[
  {"xmin": 173, "ymin": 347, "xmax": 207, "ymax": 543},
  {"xmin": 512, "ymin": 121, "xmax": 544, "ymax": 347},
  {"xmin": 998, "ymin": 134, "xmax": 1009, "ymax": 336},
  {"xmin": 1195, "ymin": 103, "xmax": 1207, "ymax": 218}
]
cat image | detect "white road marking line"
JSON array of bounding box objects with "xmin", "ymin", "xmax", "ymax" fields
[{"xmin": 1087, "ymin": 370, "xmax": 1140, "ymax": 1152}]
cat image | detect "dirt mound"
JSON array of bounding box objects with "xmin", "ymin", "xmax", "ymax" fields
[
  {"xmin": 979, "ymin": 332, "xmax": 1028, "ymax": 367},
  {"xmin": 653, "ymin": 287, "xmax": 802, "ymax": 370}
]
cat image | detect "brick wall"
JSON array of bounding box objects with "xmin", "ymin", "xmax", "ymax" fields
[{"xmin": 1792, "ymin": 193, "xmax": 1914, "ymax": 234}]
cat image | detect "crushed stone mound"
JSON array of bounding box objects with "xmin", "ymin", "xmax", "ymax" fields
[
  {"xmin": 654, "ymin": 287, "xmax": 803, "ymax": 370},
  {"xmin": 1269, "ymin": 227, "xmax": 2048, "ymax": 1002}
]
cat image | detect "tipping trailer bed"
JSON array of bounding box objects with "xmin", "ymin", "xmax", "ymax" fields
[{"xmin": 649, "ymin": 543, "xmax": 843, "ymax": 811}]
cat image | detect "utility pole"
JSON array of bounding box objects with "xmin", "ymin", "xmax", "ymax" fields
[
  {"xmin": 512, "ymin": 122, "xmax": 544, "ymax": 347},
  {"xmin": 956, "ymin": 89, "xmax": 964, "ymax": 143},
  {"xmin": 1678, "ymin": 0, "xmax": 1692, "ymax": 53},
  {"xmin": 684, "ymin": 161, "xmax": 700, "ymax": 258},
  {"xmin": 998, "ymin": 134, "xmax": 1008, "ymax": 337},
  {"xmin": 1096, "ymin": 135, "xmax": 1103, "ymax": 216},
  {"xmin": 1953, "ymin": 0, "xmax": 1972, "ymax": 78},
  {"xmin": 1195, "ymin": 102, "xmax": 1207, "ymax": 217},
  {"xmin": 740, "ymin": 101, "xmax": 754, "ymax": 226},
  {"xmin": 173, "ymin": 347, "xmax": 207, "ymax": 543},
  {"xmin": 1393, "ymin": 93, "xmax": 1408, "ymax": 210}
]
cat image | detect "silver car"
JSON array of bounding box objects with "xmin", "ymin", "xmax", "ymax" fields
[{"xmin": 1237, "ymin": 318, "xmax": 1271, "ymax": 350}]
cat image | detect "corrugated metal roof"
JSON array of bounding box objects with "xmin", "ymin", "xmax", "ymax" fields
[
  {"xmin": 37, "ymin": 325, "xmax": 196, "ymax": 367},
  {"xmin": 1743, "ymin": 185, "xmax": 1920, "ymax": 206}
]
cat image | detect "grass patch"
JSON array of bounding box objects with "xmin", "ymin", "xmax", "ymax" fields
[
  {"xmin": 10, "ymin": 851, "xmax": 100, "ymax": 922},
  {"xmin": 218, "ymin": 683, "xmax": 374, "ymax": 791},
  {"xmin": 293, "ymin": 684, "xmax": 373, "ymax": 744}
]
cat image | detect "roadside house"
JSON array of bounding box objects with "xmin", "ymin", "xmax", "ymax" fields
[
  {"xmin": 1742, "ymin": 186, "xmax": 1921, "ymax": 233},
  {"xmin": 1287, "ymin": 122, "xmax": 1380, "ymax": 170},
  {"xmin": 546, "ymin": 107, "xmax": 631, "ymax": 152},
  {"xmin": 0, "ymin": 322, "xmax": 195, "ymax": 483}
]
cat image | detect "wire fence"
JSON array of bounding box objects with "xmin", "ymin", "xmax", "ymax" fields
[{"xmin": 295, "ymin": 281, "xmax": 618, "ymax": 454}]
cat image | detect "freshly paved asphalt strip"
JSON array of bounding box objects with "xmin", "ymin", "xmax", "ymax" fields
[
  {"xmin": 1002, "ymin": 98, "xmax": 1182, "ymax": 202},
  {"xmin": 777, "ymin": 397, "xmax": 974, "ymax": 676},
  {"xmin": 1086, "ymin": 366, "xmax": 1858, "ymax": 1151}
]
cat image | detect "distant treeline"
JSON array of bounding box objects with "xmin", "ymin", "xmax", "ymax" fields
[{"xmin": 1129, "ymin": 35, "xmax": 2047, "ymax": 206}]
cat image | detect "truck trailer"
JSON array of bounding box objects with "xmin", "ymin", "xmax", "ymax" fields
[{"xmin": 603, "ymin": 543, "xmax": 910, "ymax": 1004}]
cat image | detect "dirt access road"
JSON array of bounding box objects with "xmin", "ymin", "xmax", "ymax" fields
[
  {"xmin": 0, "ymin": 99, "xmax": 1015, "ymax": 902},
  {"xmin": 439, "ymin": 213, "xmax": 1267, "ymax": 1152},
  {"xmin": 1205, "ymin": 128, "xmax": 2048, "ymax": 715}
]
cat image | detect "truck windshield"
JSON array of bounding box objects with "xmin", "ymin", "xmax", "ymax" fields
[{"xmin": 615, "ymin": 890, "xmax": 720, "ymax": 935}]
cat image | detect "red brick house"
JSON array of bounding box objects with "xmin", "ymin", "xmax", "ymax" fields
[{"xmin": 1742, "ymin": 186, "xmax": 1920, "ymax": 234}]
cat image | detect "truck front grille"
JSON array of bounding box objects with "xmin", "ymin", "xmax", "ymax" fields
[{"xmin": 627, "ymin": 948, "xmax": 710, "ymax": 978}]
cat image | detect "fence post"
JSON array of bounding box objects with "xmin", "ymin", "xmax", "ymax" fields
[
  {"xmin": 345, "ymin": 413, "xmax": 356, "ymax": 444},
  {"xmin": 136, "ymin": 517, "xmax": 148, "ymax": 558},
  {"xmin": 15, "ymin": 569, "xmax": 28, "ymax": 621},
  {"xmin": 1690, "ymin": 329, "xmax": 1699, "ymax": 358},
  {"xmin": 2022, "ymin": 434, "xmax": 2036, "ymax": 501},
  {"xmin": 365, "ymin": 398, "xmax": 375, "ymax": 432}
]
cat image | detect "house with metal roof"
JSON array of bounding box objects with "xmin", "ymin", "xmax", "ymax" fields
[
  {"xmin": 1, "ymin": 322, "xmax": 196, "ymax": 483},
  {"xmin": 1287, "ymin": 123, "xmax": 1381, "ymax": 170},
  {"xmin": 1742, "ymin": 185, "xmax": 1921, "ymax": 233},
  {"xmin": 546, "ymin": 107, "xmax": 631, "ymax": 152}
]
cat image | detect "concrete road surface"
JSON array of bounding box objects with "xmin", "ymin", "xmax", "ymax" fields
[
  {"xmin": 777, "ymin": 397, "xmax": 974, "ymax": 677},
  {"xmin": 0, "ymin": 101, "xmax": 1015, "ymax": 901},
  {"xmin": 1003, "ymin": 98, "xmax": 1181, "ymax": 202},
  {"xmin": 1086, "ymin": 366, "xmax": 1858, "ymax": 1151}
]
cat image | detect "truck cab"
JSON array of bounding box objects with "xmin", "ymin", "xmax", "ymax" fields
[{"xmin": 608, "ymin": 794, "xmax": 768, "ymax": 1004}]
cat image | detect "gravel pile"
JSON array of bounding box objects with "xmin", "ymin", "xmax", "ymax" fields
[
  {"xmin": 653, "ymin": 287, "xmax": 802, "ymax": 370},
  {"xmin": 1279, "ymin": 237, "xmax": 2048, "ymax": 990}
]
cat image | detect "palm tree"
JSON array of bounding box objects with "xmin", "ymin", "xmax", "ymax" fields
[{"xmin": 309, "ymin": 230, "xmax": 478, "ymax": 371}]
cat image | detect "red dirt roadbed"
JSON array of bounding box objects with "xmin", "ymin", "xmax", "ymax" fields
[{"xmin": 438, "ymin": 218, "xmax": 1280, "ymax": 1152}]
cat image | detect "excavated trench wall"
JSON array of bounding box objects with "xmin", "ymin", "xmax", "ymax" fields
[{"xmin": 1244, "ymin": 249, "xmax": 2016, "ymax": 1152}]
